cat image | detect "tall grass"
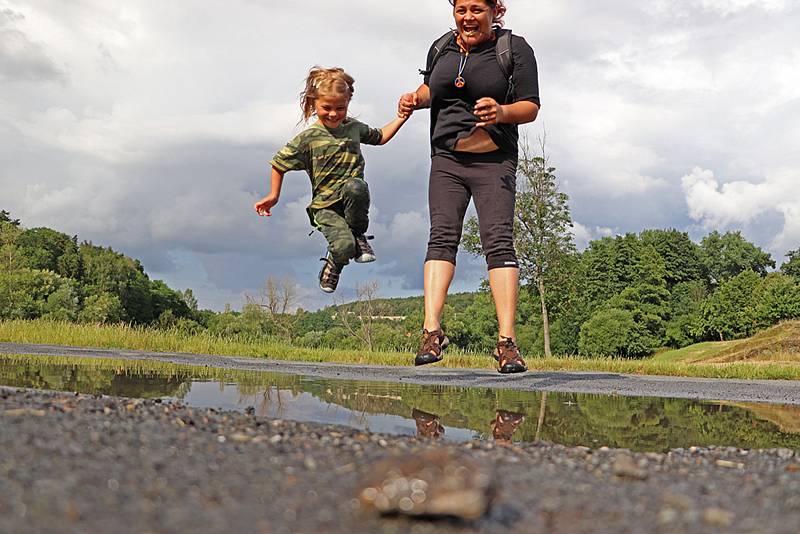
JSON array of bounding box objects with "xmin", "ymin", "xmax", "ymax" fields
[{"xmin": 2, "ymin": 319, "xmax": 800, "ymax": 379}]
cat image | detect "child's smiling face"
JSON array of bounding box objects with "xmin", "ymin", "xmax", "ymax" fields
[{"xmin": 314, "ymin": 94, "xmax": 349, "ymax": 129}]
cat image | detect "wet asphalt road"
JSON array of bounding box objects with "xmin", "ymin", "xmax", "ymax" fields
[{"xmin": 2, "ymin": 342, "xmax": 800, "ymax": 405}]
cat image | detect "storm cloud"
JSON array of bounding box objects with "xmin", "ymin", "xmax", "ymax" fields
[{"xmin": 2, "ymin": 0, "xmax": 798, "ymax": 310}]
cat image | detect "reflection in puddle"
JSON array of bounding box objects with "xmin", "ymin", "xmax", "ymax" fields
[{"xmin": 2, "ymin": 354, "xmax": 800, "ymax": 452}]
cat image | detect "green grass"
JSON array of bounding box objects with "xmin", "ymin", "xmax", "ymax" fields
[
  {"xmin": 2, "ymin": 319, "xmax": 800, "ymax": 380},
  {"xmin": 652, "ymin": 341, "xmax": 738, "ymax": 363}
]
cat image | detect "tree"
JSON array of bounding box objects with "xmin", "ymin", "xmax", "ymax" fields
[
  {"xmin": 699, "ymin": 270, "xmax": 761, "ymax": 341},
  {"xmin": 753, "ymin": 273, "xmax": 800, "ymax": 328},
  {"xmin": 17, "ymin": 227, "xmax": 81, "ymax": 279},
  {"xmin": 463, "ymin": 138, "xmax": 576, "ymax": 357},
  {"xmin": 578, "ymin": 308, "xmax": 639, "ymax": 357},
  {"xmin": 247, "ymin": 276, "xmax": 298, "ymax": 341},
  {"xmin": 781, "ymin": 249, "xmax": 800, "ymax": 279},
  {"xmin": 77, "ymin": 292, "xmax": 125, "ymax": 324},
  {"xmin": 700, "ymin": 231, "xmax": 774, "ymax": 285},
  {"xmin": 336, "ymin": 281, "xmax": 382, "ymax": 352},
  {"xmin": 0, "ymin": 220, "xmax": 23, "ymax": 272},
  {"xmin": 640, "ymin": 229, "xmax": 706, "ymax": 288},
  {"xmin": 79, "ymin": 243, "xmax": 154, "ymax": 323},
  {"xmin": 0, "ymin": 210, "xmax": 20, "ymax": 226}
]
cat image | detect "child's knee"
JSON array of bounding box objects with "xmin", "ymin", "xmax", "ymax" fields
[{"xmin": 342, "ymin": 178, "xmax": 370, "ymax": 201}]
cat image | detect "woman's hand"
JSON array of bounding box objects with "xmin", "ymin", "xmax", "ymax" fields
[
  {"xmin": 474, "ymin": 97, "xmax": 505, "ymax": 127},
  {"xmin": 398, "ymin": 92, "xmax": 418, "ymax": 119}
]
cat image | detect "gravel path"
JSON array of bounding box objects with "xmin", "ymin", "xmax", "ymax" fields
[
  {"xmin": 3, "ymin": 342, "xmax": 800, "ymax": 404},
  {"xmin": 2, "ymin": 387, "xmax": 799, "ymax": 533}
]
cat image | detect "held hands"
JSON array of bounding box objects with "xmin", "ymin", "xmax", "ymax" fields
[
  {"xmin": 474, "ymin": 97, "xmax": 505, "ymax": 127},
  {"xmin": 398, "ymin": 92, "xmax": 418, "ymax": 119},
  {"xmin": 254, "ymin": 194, "xmax": 278, "ymax": 217}
]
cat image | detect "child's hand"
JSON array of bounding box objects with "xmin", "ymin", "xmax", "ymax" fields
[
  {"xmin": 254, "ymin": 194, "xmax": 278, "ymax": 217},
  {"xmin": 398, "ymin": 93, "xmax": 418, "ymax": 119}
]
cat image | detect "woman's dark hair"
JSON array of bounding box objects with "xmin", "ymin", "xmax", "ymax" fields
[{"xmin": 448, "ymin": 0, "xmax": 507, "ymax": 27}]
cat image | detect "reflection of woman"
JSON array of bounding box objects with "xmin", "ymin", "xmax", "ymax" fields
[{"xmin": 399, "ymin": 0, "xmax": 540, "ymax": 373}]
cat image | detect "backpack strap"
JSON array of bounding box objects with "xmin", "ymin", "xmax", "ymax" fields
[
  {"xmin": 419, "ymin": 29, "xmax": 515, "ymax": 103},
  {"xmin": 419, "ymin": 31, "xmax": 456, "ymax": 77},
  {"xmin": 495, "ymin": 29, "xmax": 515, "ymax": 103}
]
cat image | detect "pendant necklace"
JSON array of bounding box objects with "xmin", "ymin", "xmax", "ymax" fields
[{"xmin": 455, "ymin": 43, "xmax": 468, "ymax": 88}]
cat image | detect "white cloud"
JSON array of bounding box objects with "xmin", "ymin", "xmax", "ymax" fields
[{"xmin": 682, "ymin": 166, "xmax": 800, "ymax": 252}]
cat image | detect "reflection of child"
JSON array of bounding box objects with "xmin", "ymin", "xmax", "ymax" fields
[{"xmin": 254, "ymin": 67, "xmax": 408, "ymax": 293}]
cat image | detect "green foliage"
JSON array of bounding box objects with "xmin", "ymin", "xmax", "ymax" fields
[
  {"xmin": 753, "ymin": 273, "xmax": 800, "ymax": 328},
  {"xmin": 17, "ymin": 227, "xmax": 82, "ymax": 278},
  {"xmin": 78, "ymin": 292, "xmax": 125, "ymax": 324},
  {"xmin": 700, "ymin": 231, "xmax": 775, "ymax": 285},
  {"xmin": 578, "ymin": 308, "xmax": 641, "ymax": 357},
  {"xmin": 699, "ymin": 270, "xmax": 761, "ymax": 341},
  {"xmin": 640, "ymin": 229, "xmax": 706, "ymax": 288},
  {"xmin": 781, "ymin": 249, "xmax": 800, "ymax": 279},
  {"xmin": 0, "ymin": 210, "xmax": 21, "ymax": 226}
]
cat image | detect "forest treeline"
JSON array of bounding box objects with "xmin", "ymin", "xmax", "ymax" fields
[{"xmin": 2, "ymin": 209, "xmax": 800, "ymax": 357}]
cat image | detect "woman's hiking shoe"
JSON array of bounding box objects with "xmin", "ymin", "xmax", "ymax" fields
[
  {"xmin": 354, "ymin": 234, "xmax": 376, "ymax": 263},
  {"xmin": 490, "ymin": 409, "xmax": 526, "ymax": 441},
  {"xmin": 318, "ymin": 254, "xmax": 344, "ymax": 293},
  {"xmin": 493, "ymin": 337, "xmax": 527, "ymax": 374},
  {"xmin": 412, "ymin": 408, "xmax": 445, "ymax": 439},
  {"xmin": 414, "ymin": 329, "xmax": 450, "ymax": 366}
]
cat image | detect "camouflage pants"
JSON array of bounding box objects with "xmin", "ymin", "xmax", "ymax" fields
[{"xmin": 314, "ymin": 178, "xmax": 370, "ymax": 265}]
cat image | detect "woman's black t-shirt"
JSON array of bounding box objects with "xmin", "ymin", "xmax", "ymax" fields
[{"xmin": 423, "ymin": 31, "xmax": 540, "ymax": 158}]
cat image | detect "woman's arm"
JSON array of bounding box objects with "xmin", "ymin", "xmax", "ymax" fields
[
  {"xmin": 473, "ymin": 98, "xmax": 539, "ymax": 128},
  {"xmin": 398, "ymin": 83, "xmax": 431, "ymax": 118}
]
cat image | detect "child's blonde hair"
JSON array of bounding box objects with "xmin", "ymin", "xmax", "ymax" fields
[{"xmin": 300, "ymin": 66, "xmax": 356, "ymax": 122}]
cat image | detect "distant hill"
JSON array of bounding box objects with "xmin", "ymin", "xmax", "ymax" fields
[{"xmin": 654, "ymin": 321, "xmax": 800, "ymax": 364}]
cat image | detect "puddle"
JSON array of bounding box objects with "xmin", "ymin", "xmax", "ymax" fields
[{"xmin": 2, "ymin": 354, "xmax": 799, "ymax": 452}]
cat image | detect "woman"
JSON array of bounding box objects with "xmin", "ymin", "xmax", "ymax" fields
[{"xmin": 398, "ymin": 0, "xmax": 540, "ymax": 373}]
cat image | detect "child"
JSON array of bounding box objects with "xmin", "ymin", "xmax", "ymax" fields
[{"xmin": 255, "ymin": 66, "xmax": 408, "ymax": 293}]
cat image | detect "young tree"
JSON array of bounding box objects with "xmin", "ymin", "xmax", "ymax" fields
[
  {"xmin": 336, "ymin": 281, "xmax": 382, "ymax": 352},
  {"xmin": 463, "ymin": 138, "xmax": 576, "ymax": 357},
  {"xmin": 247, "ymin": 276, "xmax": 298, "ymax": 341}
]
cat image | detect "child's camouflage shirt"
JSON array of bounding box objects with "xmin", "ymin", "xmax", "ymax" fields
[{"xmin": 270, "ymin": 119, "xmax": 382, "ymax": 226}]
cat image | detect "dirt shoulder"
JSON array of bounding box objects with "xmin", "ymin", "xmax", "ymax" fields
[{"xmin": 2, "ymin": 342, "xmax": 800, "ymax": 404}]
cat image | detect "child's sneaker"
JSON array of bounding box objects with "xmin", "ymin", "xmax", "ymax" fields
[
  {"xmin": 353, "ymin": 234, "xmax": 376, "ymax": 263},
  {"xmin": 318, "ymin": 254, "xmax": 344, "ymax": 293}
]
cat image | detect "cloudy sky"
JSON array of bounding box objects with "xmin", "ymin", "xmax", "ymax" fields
[{"xmin": 2, "ymin": 0, "xmax": 799, "ymax": 312}]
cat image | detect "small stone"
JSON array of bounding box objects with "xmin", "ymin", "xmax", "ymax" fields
[
  {"xmin": 304, "ymin": 457, "xmax": 317, "ymax": 471},
  {"xmin": 715, "ymin": 459, "xmax": 744, "ymax": 469},
  {"xmin": 269, "ymin": 435, "xmax": 283, "ymax": 444},
  {"xmin": 357, "ymin": 449, "xmax": 494, "ymax": 519},
  {"xmin": 776, "ymin": 449, "xmax": 795, "ymax": 461},
  {"xmin": 703, "ymin": 507, "xmax": 734, "ymax": 527},
  {"xmin": 230, "ymin": 433, "xmax": 250, "ymax": 443},
  {"xmin": 613, "ymin": 455, "xmax": 648, "ymax": 480},
  {"xmin": 658, "ymin": 507, "xmax": 678, "ymax": 524}
]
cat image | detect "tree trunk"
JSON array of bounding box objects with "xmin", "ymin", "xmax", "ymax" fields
[{"xmin": 538, "ymin": 276, "xmax": 552, "ymax": 357}]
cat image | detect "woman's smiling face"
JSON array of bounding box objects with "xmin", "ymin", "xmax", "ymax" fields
[{"xmin": 453, "ymin": 0, "xmax": 495, "ymax": 49}]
